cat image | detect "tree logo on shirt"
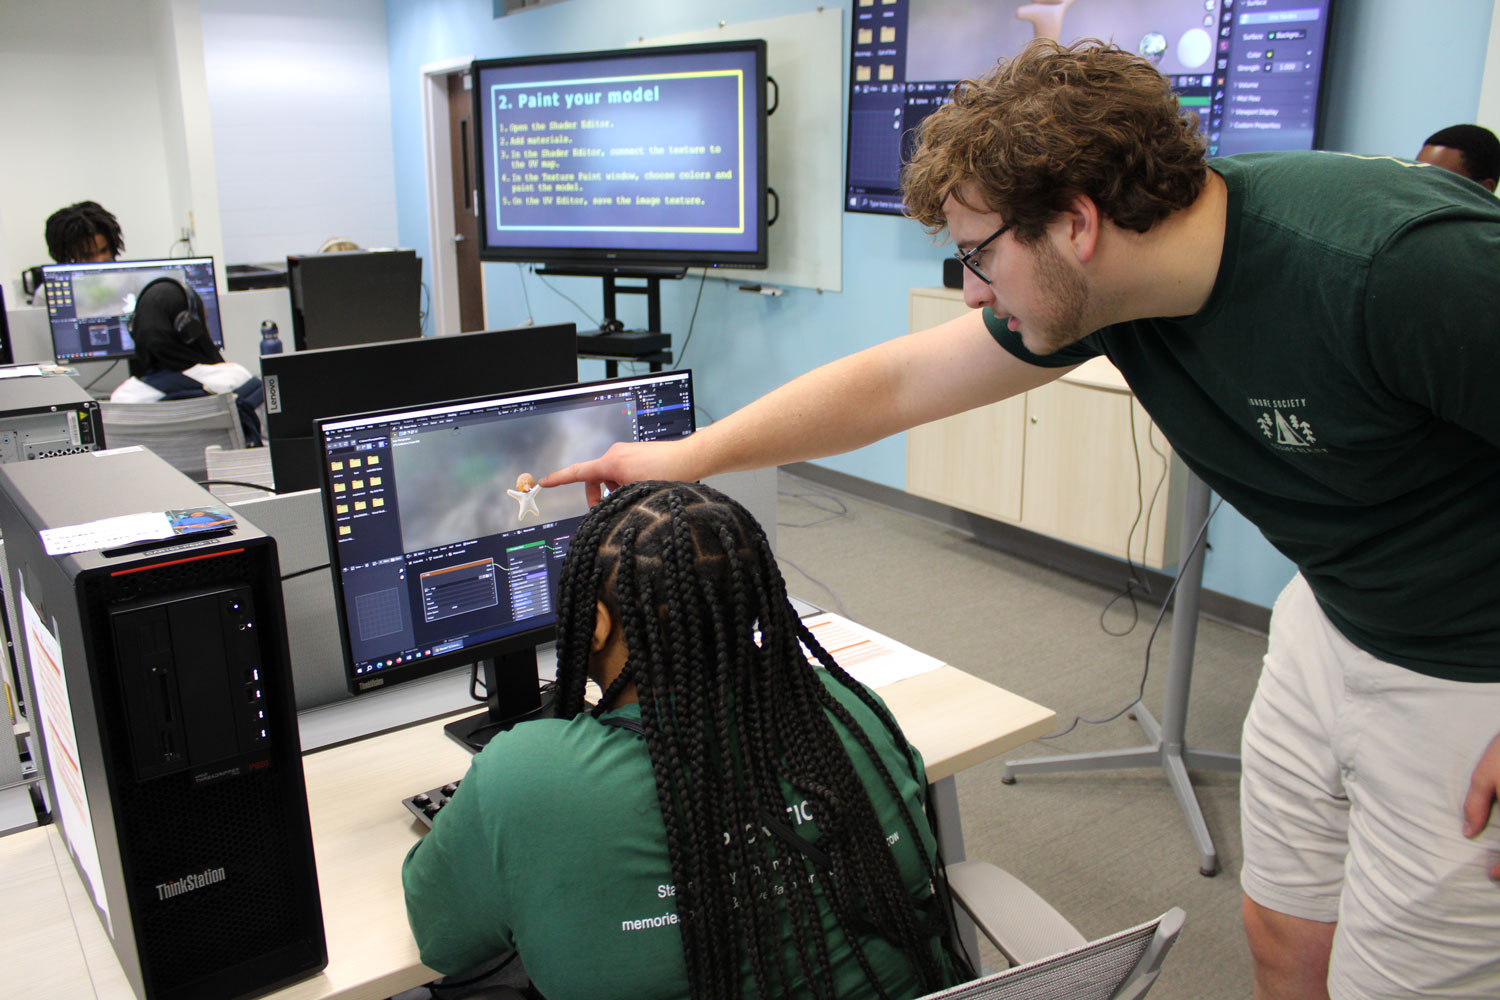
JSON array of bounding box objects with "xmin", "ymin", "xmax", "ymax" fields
[{"xmin": 1258, "ymin": 410, "xmax": 1317, "ymax": 447}]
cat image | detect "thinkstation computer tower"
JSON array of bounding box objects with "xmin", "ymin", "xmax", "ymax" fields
[
  {"xmin": 0, "ymin": 449, "xmax": 326, "ymax": 1000},
  {"xmin": 0, "ymin": 374, "xmax": 104, "ymax": 462}
]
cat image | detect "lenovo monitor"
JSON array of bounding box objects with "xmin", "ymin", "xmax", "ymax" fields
[
  {"xmin": 263, "ymin": 323, "xmax": 577, "ymax": 493},
  {"xmin": 286, "ymin": 249, "xmax": 422, "ymax": 352}
]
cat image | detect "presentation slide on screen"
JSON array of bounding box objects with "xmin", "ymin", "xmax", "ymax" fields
[{"xmin": 482, "ymin": 56, "xmax": 757, "ymax": 245}]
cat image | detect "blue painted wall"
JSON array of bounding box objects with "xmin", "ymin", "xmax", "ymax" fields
[{"xmin": 384, "ymin": 0, "xmax": 1496, "ymax": 609}]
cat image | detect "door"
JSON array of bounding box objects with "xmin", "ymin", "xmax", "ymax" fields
[{"xmin": 447, "ymin": 72, "xmax": 484, "ymax": 332}]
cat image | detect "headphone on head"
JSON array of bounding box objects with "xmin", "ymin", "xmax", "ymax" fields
[{"xmin": 129, "ymin": 276, "xmax": 206, "ymax": 343}]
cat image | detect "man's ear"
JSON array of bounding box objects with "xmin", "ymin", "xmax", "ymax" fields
[
  {"xmin": 1059, "ymin": 191, "xmax": 1102, "ymax": 264},
  {"xmin": 592, "ymin": 600, "xmax": 614, "ymax": 653}
]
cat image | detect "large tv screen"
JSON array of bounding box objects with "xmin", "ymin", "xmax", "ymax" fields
[
  {"xmin": 474, "ymin": 40, "xmax": 768, "ymax": 269},
  {"xmin": 846, "ymin": 0, "xmax": 1337, "ymax": 215}
]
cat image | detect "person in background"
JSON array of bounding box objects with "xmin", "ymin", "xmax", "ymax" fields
[
  {"xmin": 111, "ymin": 278, "xmax": 263, "ymax": 445},
  {"xmin": 1416, "ymin": 124, "xmax": 1500, "ymax": 191},
  {"xmin": 403, "ymin": 481, "xmax": 967, "ymax": 1000},
  {"xmin": 547, "ymin": 40, "xmax": 1500, "ymax": 1000},
  {"xmin": 45, "ymin": 200, "xmax": 124, "ymax": 264},
  {"xmin": 30, "ymin": 200, "xmax": 125, "ymax": 305}
]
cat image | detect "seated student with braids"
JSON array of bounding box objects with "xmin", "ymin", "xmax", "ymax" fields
[
  {"xmin": 110, "ymin": 278, "xmax": 264, "ymax": 445},
  {"xmin": 403, "ymin": 481, "xmax": 969, "ymax": 1000}
]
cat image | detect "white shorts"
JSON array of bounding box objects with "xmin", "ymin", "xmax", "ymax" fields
[{"xmin": 1240, "ymin": 575, "xmax": 1500, "ymax": 1000}]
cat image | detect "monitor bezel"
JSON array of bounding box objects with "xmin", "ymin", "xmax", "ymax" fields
[
  {"xmin": 39, "ymin": 255, "xmax": 225, "ymax": 362},
  {"xmin": 313, "ymin": 369, "xmax": 696, "ymax": 697},
  {"xmin": 472, "ymin": 39, "xmax": 769, "ymax": 270}
]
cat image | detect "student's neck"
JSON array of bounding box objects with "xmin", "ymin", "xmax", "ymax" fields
[{"xmin": 1094, "ymin": 169, "xmax": 1227, "ymax": 325}]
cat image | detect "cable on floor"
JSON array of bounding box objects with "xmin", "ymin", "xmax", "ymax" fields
[{"xmin": 1041, "ymin": 496, "xmax": 1222, "ymax": 741}]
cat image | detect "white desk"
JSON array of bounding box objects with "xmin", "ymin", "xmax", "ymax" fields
[{"xmin": 2, "ymin": 665, "xmax": 1053, "ymax": 1000}]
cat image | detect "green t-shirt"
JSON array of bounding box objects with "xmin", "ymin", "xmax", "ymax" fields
[
  {"xmin": 986, "ymin": 150, "xmax": 1500, "ymax": 682},
  {"xmin": 402, "ymin": 670, "xmax": 951, "ymax": 999}
]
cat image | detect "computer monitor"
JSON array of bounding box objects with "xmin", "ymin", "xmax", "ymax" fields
[
  {"xmin": 314, "ymin": 369, "xmax": 695, "ymax": 750},
  {"xmin": 286, "ymin": 249, "xmax": 422, "ymax": 351},
  {"xmin": 845, "ymin": 0, "xmax": 1338, "ymax": 215},
  {"xmin": 473, "ymin": 40, "xmax": 769, "ymax": 270},
  {"xmin": 263, "ymin": 323, "xmax": 578, "ymax": 493},
  {"xmin": 39, "ymin": 256, "xmax": 225, "ymax": 361}
]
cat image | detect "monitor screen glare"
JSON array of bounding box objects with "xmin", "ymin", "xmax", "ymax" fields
[
  {"xmin": 317, "ymin": 371, "xmax": 694, "ymax": 693},
  {"xmin": 474, "ymin": 40, "xmax": 768, "ymax": 268},
  {"xmin": 40, "ymin": 257, "xmax": 225, "ymax": 361},
  {"xmin": 845, "ymin": 0, "xmax": 1336, "ymax": 215}
]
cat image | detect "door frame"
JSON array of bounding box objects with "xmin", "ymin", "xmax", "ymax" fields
[{"xmin": 420, "ymin": 55, "xmax": 479, "ymax": 337}]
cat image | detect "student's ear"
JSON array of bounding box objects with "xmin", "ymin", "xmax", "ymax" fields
[
  {"xmin": 1059, "ymin": 192, "xmax": 1101, "ymax": 263},
  {"xmin": 592, "ymin": 600, "xmax": 614, "ymax": 653}
]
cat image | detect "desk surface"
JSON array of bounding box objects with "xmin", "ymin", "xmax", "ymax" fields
[{"xmin": 2, "ymin": 665, "xmax": 1053, "ymax": 1000}]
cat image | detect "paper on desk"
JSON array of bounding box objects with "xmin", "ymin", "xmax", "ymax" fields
[
  {"xmin": 0, "ymin": 364, "xmax": 76, "ymax": 379},
  {"xmin": 800, "ymin": 612, "xmax": 943, "ymax": 689},
  {"xmin": 41, "ymin": 506, "xmax": 236, "ymax": 556}
]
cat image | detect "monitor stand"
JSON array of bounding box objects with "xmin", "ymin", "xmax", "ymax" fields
[{"xmin": 443, "ymin": 647, "xmax": 555, "ymax": 753}]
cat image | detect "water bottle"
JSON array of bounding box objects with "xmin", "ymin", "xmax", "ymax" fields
[{"xmin": 259, "ymin": 320, "xmax": 283, "ymax": 356}]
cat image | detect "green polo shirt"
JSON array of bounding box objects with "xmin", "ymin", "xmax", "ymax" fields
[
  {"xmin": 402, "ymin": 670, "xmax": 953, "ymax": 999},
  {"xmin": 987, "ymin": 150, "xmax": 1500, "ymax": 681}
]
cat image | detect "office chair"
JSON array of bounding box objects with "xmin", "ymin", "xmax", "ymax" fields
[
  {"xmin": 204, "ymin": 444, "xmax": 275, "ymax": 503},
  {"xmin": 917, "ymin": 859, "xmax": 1185, "ymax": 1000},
  {"xmin": 445, "ymin": 862, "xmax": 1183, "ymax": 1000},
  {"xmin": 99, "ymin": 394, "xmax": 245, "ymax": 482}
]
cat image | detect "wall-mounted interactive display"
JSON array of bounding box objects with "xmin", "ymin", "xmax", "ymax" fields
[
  {"xmin": 846, "ymin": 0, "xmax": 1337, "ymax": 215},
  {"xmin": 474, "ymin": 40, "xmax": 769, "ymax": 269}
]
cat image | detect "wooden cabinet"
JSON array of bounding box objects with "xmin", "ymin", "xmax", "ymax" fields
[{"xmin": 904, "ymin": 287, "xmax": 1179, "ymax": 568}]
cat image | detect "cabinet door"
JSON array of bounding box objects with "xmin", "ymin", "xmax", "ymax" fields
[
  {"xmin": 1020, "ymin": 380, "xmax": 1176, "ymax": 567},
  {"xmin": 904, "ymin": 289, "xmax": 1026, "ymax": 522},
  {"xmin": 907, "ymin": 398, "xmax": 1027, "ymax": 522}
]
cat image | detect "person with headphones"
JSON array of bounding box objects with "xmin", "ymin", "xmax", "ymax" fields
[{"xmin": 110, "ymin": 277, "xmax": 264, "ymax": 444}]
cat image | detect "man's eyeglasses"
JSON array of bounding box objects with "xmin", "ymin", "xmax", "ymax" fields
[{"xmin": 953, "ymin": 222, "xmax": 1011, "ymax": 285}]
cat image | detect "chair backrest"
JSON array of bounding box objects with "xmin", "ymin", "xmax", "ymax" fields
[
  {"xmin": 916, "ymin": 907, "xmax": 1186, "ymax": 1000},
  {"xmin": 99, "ymin": 394, "xmax": 245, "ymax": 482},
  {"xmin": 204, "ymin": 444, "xmax": 276, "ymax": 504}
]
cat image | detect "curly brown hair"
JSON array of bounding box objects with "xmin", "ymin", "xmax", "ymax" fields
[{"xmin": 902, "ymin": 39, "xmax": 1208, "ymax": 243}]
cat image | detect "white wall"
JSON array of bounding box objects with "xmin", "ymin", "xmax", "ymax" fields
[
  {"xmin": 0, "ymin": 0, "xmax": 201, "ymax": 304},
  {"xmin": 200, "ymin": 0, "xmax": 400, "ymax": 263}
]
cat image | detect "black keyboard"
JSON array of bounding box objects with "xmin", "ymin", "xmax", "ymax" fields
[{"xmin": 402, "ymin": 779, "xmax": 462, "ymax": 829}]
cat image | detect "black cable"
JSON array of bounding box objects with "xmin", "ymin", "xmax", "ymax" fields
[
  {"xmin": 777, "ymin": 486, "xmax": 850, "ymax": 528},
  {"xmin": 671, "ymin": 270, "xmax": 709, "ymax": 370},
  {"xmin": 280, "ymin": 563, "xmax": 329, "ymax": 582},
  {"xmin": 533, "ymin": 271, "xmax": 602, "ymax": 327},
  {"xmin": 197, "ymin": 479, "xmax": 276, "ymax": 494},
  {"xmin": 1098, "ymin": 404, "xmax": 1167, "ymax": 637},
  {"xmin": 516, "ymin": 264, "xmax": 534, "ymax": 322},
  {"xmin": 83, "ymin": 358, "xmax": 120, "ymax": 391},
  {"xmin": 1042, "ymin": 496, "xmax": 1223, "ymax": 741}
]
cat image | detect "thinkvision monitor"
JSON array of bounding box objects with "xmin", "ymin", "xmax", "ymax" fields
[
  {"xmin": 315, "ymin": 370, "xmax": 694, "ymax": 746},
  {"xmin": 40, "ymin": 256, "xmax": 225, "ymax": 361}
]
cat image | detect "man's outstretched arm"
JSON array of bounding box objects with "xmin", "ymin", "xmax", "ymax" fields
[{"xmin": 542, "ymin": 309, "xmax": 1070, "ymax": 504}]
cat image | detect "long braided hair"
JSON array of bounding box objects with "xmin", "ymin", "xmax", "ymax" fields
[{"xmin": 554, "ymin": 481, "xmax": 955, "ymax": 1000}]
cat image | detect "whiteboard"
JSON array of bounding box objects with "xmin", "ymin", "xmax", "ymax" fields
[{"xmin": 643, "ymin": 8, "xmax": 844, "ymax": 291}]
